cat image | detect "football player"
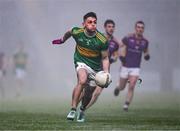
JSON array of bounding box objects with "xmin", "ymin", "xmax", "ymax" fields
[
  {"xmin": 52, "ymin": 12, "xmax": 111, "ymax": 122},
  {"xmin": 75, "ymin": 19, "xmax": 120, "ymax": 122},
  {"xmin": 13, "ymin": 43, "xmax": 28, "ymax": 98},
  {"xmin": 114, "ymin": 21, "xmax": 150, "ymax": 111},
  {"xmin": 0, "ymin": 52, "xmax": 7, "ymax": 99}
]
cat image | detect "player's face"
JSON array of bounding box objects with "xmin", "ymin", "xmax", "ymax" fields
[
  {"xmin": 83, "ymin": 17, "xmax": 97, "ymax": 33},
  {"xmin": 135, "ymin": 23, "xmax": 144, "ymax": 36},
  {"xmin": 105, "ymin": 23, "xmax": 115, "ymax": 36}
]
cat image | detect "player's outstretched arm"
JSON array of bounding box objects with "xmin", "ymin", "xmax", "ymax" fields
[
  {"xmin": 110, "ymin": 51, "xmax": 118, "ymax": 64},
  {"xmin": 52, "ymin": 30, "xmax": 72, "ymax": 45}
]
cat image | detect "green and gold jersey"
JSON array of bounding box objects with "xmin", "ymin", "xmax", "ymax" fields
[
  {"xmin": 71, "ymin": 27, "xmax": 108, "ymax": 71},
  {"xmin": 14, "ymin": 51, "xmax": 27, "ymax": 69}
]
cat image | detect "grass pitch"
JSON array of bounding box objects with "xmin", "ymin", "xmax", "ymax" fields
[{"xmin": 0, "ymin": 91, "xmax": 180, "ymax": 130}]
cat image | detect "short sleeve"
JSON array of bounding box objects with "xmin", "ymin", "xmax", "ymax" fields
[
  {"xmin": 71, "ymin": 27, "xmax": 79, "ymax": 37},
  {"xmin": 122, "ymin": 36, "xmax": 128, "ymax": 46},
  {"xmin": 101, "ymin": 40, "xmax": 108, "ymax": 51}
]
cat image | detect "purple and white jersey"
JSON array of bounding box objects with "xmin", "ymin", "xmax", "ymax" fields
[
  {"xmin": 122, "ymin": 34, "xmax": 149, "ymax": 68},
  {"xmin": 108, "ymin": 37, "xmax": 119, "ymax": 58}
]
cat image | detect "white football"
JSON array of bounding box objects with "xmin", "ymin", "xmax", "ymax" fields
[{"xmin": 95, "ymin": 71, "xmax": 112, "ymax": 87}]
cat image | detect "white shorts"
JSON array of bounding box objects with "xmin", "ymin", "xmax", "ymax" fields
[
  {"xmin": 15, "ymin": 68, "xmax": 26, "ymax": 79},
  {"xmin": 76, "ymin": 62, "xmax": 97, "ymax": 87},
  {"xmin": 120, "ymin": 66, "xmax": 140, "ymax": 79}
]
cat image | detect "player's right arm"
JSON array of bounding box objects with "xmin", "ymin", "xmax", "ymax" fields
[
  {"xmin": 110, "ymin": 37, "xmax": 121, "ymax": 64},
  {"xmin": 144, "ymin": 45, "xmax": 150, "ymax": 61},
  {"xmin": 119, "ymin": 40, "xmax": 127, "ymax": 64},
  {"xmin": 101, "ymin": 50, "xmax": 110, "ymax": 73},
  {"xmin": 52, "ymin": 30, "xmax": 72, "ymax": 45}
]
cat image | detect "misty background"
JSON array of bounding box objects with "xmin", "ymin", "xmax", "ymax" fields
[{"xmin": 0, "ymin": 0, "xmax": 180, "ymax": 100}]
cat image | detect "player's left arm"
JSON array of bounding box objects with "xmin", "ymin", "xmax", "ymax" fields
[
  {"xmin": 144, "ymin": 47, "xmax": 150, "ymax": 61},
  {"xmin": 113, "ymin": 37, "xmax": 123, "ymax": 48},
  {"xmin": 101, "ymin": 50, "xmax": 112, "ymax": 88},
  {"xmin": 101, "ymin": 50, "xmax": 110, "ymax": 73},
  {"xmin": 52, "ymin": 30, "xmax": 72, "ymax": 45},
  {"xmin": 110, "ymin": 37, "xmax": 121, "ymax": 63},
  {"xmin": 110, "ymin": 51, "xmax": 118, "ymax": 63},
  {"xmin": 119, "ymin": 41, "xmax": 127, "ymax": 64}
]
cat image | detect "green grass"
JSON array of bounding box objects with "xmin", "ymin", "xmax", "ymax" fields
[{"xmin": 0, "ymin": 91, "xmax": 180, "ymax": 130}]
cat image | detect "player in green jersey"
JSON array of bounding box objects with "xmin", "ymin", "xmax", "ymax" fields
[
  {"xmin": 52, "ymin": 12, "xmax": 111, "ymax": 122},
  {"xmin": 13, "ymin": 44, "xmax": 28, "ymax": 98},
  {"xmin": 75, "ymin": 19, "xmax": 121, "ymax": 122}
]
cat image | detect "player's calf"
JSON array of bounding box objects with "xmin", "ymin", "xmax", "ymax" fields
[
  {"xmin": 114, "ymin": 85, "xmax": 125, "ymax": 96},
  {"xmin": 114, "ymin": 87, "xmax": 120, "ymax": 96}
]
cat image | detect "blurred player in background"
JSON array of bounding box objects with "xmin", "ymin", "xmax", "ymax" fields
[
  {"xmin": 52, "ymin": 12, "xmax": 111, "ymax": 122},
  {"xmin": 13, "ymin": 44, "xmax": 28, "ymax": 98},
  {"xmin": 114, "ymin": 21, "xmax": 150, "ymax": 111},
  {"xmin": 0, "ymin": 52, "xmax": 7, "ymax": 99},
  {"xmin": 104, "ymin": 19, "xmax": 121, "ymax": 64}
]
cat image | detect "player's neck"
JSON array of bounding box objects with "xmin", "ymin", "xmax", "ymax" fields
[
  {"xmin": 135, "ymin": 33, "xmax": 143, "ymax": 39},
  {"xmin": 84, "ymin": 29, "xmax": 96, "ymax": 38},
  {"xmin": 105, "ymin": 33, "xmax": 113, "ymax": 40}
]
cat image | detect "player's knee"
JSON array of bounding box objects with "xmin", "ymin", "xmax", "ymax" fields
[
  {"xmin": 78, "ymin": 77, "xmax": 87, "ymax": 86},
  {"xmin": 129, "ymin": 85, "xmax": 135, "ymax": 91},
  {"xmin": 119, "ymin": 85, "xmax": 126, "ymax": 90},
  {"xmin": 129, "ymin": 81, "xmax": 136, "ymax": 87}
]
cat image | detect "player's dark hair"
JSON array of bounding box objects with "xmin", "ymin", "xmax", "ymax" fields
[
  {"xmin": 104, "ymin": 19, "xmax": 115, "ymax": 27},
  {"xmin": 135, "ymin": 21, "xmax": 145, "ymax": 26},
  {"xmin": 83, "ymin": 12, "xmax": 97, "ymax": 21}
]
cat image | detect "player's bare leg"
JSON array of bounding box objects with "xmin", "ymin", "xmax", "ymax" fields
[
  {"xmin": 78, "ymin": 88, "xmax": 85, "ymax": 105},
  {"xmin": 114, "ymin": 78, "xmax": 128, "ymax": 96},
  {"xmin": 77, "ymin": 72, "xmax": 111, "ymax": 122},
  {"xmin": 85, "ymin": 86, "xmax": 103, "ymax": 110},
  {"xmin": 72, "ymin": 69, "xmax": 88, "ymax": 108},
  {"xmin": 77, "ymin": 86, "xmax": 103, "ymax": 122},
  {"xmin": 0, "ymin": 72, "xmax": 5, "ymax": 99},
  {"xmin": 16, "ymin": 78, "xmax": 24, "ymax": 98},
  {"xmin": 81, "ymin": 86, "xmax": 96, "ymax": 109},
  {"xmin": 123, "ymin": 75, "xmax": 139, "ymax": 111},
  {"xmin": 67, "ymin": 68, "xmax": 87, "ymax": 121},
  {"xmin": 0, "ymin": 81, "xmax": 5, "ymax": 99},
  {"xmin": 77, "ymin": 85, "xmax": 96, "ymax": 122},
  {"xmin": 72, "ymin": 85, "xmax": 85, "ymax": 107}
]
